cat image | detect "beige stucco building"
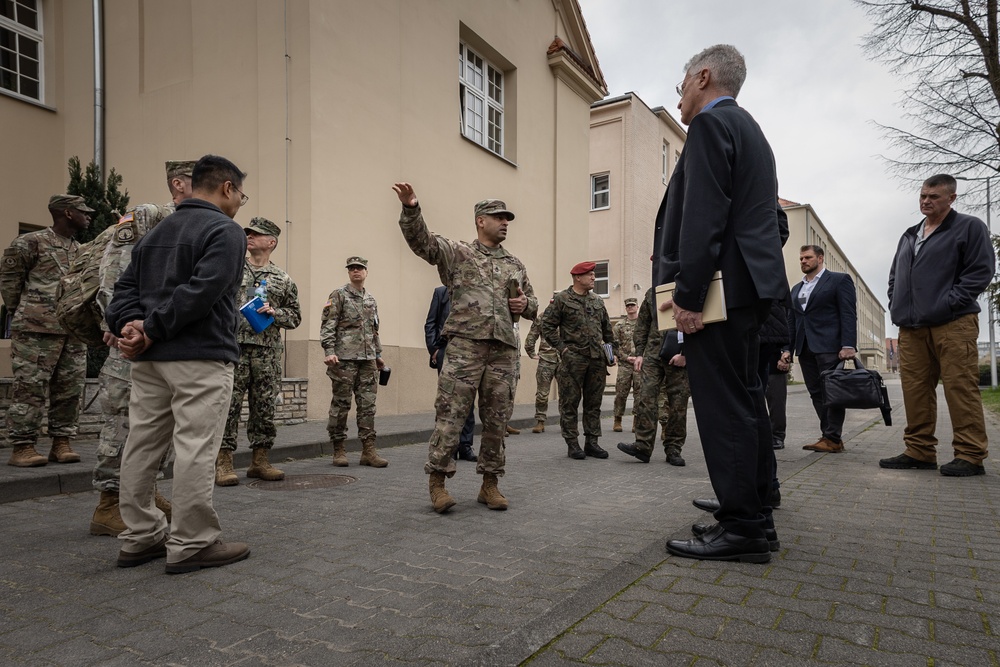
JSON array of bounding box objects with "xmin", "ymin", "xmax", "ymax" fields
[{"xmin": 0, "ymin": 0, "xmax": 607, "ymax": 418}]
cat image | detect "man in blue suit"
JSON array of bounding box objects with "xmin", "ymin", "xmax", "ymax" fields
[
  {"xmin": 425, "ymin": 286, "xmax": 477, "ymax": 462},
  {"xmin": 790, "ymin": 245, "xmax": 857, "ymax": 453}
]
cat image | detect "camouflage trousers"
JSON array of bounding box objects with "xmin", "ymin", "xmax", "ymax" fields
[
  {"xmin": 5, "ymin": 331, "xmax": 86, "ymax": 446},
  {"xmin": 613, "ymin": 363, "xmax": 641, "ymax": 418},
  {"xmin": 556, "ymin": 350, "xmax": 607, "ymax": 442},
  {"xmin": 327, "ymin": 359, "xmax": 378, "ymax": 444},
  {"xmin": 92, "ymin": 352, "xmax": 172, "ymax": 491},
  {"xmin": 633, "ymin": 353, "xmax": 690, "ymax": 455},
  {"xmin": 222, "ymin": 344, "xmax": 282, "ymax": 450},
  {"xmin": 534, "ymin": 358, "xmax": 559, "ymax": 420},
  {"xmin": 425, "ymin": 336, "xmax": 515, "ymax": 477}
]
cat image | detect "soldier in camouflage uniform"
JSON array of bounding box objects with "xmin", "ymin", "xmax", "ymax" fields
[
  {"xmin": 1, "ymin": 195, "xmax": 92, "ymax": 467},
  {"xmin": 89, "ymin": 161, "xmax": 194, "ymax": 536},
  {"xmin": 321, "ymin": 256, "xmax": 388, "ymax": 468},
  {"xmin": 612, "ymin": 298, "xmax": 641, "ymax": 432},
  {"xmin": 617, "ymin": 286, "xmax": 690, "ymax": 466},
  {"xmin": 393, "ymin": 182, "xmax": 537, "ymax": 514},
  {"xmin": 541, "ymin": 262, "xmax": 617, "ymax": 460},
  {"xmin": 524, "ymin": 294, "xmax": 560, "ymax": 433},
  {"xmin": 217, "ymin": 217, "xmax": 302, "ymax": 486}
]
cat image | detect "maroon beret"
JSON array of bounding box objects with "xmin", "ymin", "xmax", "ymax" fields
[{"xmin": 570, "ymin": 261, "xmax": 596, "ymax": 275}]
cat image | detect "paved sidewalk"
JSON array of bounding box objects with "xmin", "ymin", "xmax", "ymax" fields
[{"xmin": 1, "ymin": 379, "xmax": 998, "ymax": 666}]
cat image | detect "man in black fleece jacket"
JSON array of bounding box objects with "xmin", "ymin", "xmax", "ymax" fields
[
  {"xmin": 881, "ymin": 173, "xmax": 995, "ymax": 477},
  {"xmin": 106, "ymin": 155, "xmax": 252, "ymax": 573}
]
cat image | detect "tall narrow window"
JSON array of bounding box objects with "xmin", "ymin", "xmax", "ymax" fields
[
  {"xmin": 591, "ymin": 173, "xmax": 610, "ymax": 210},
  {"xmin": 460, "ymin": 42, "xmax": 504, "ymax": 156},
  {"xmin": 662, "ymin": 141, "xmax": 669, "ymax": 184},
  {"xmin": 0, "ymin": 0, "xmax": 42, "ymax": 102},
  {"xmin": 594, "ymin": 261, "xmax": 610, "ymax": 298}
]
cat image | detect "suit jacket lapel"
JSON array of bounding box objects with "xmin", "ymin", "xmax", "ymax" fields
[{"xmin": 803, "ymin": 272, "xmax": 831, "ymax": 311}]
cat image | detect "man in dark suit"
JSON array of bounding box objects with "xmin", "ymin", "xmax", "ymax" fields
[
  {"xmin": 790, "ymin": 245, "xmax": 857, "ymax": 453},
  {"xmin": 424, "ymin": 286, "xmax": 477, "ymax": 462},
  {"xmin": 654, "ymin": 45, "xmax": 788, "ymax": 564}
]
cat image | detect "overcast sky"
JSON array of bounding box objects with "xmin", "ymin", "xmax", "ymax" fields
[{"xmin": 577, "ymin": 0, "xmax": 992, "ymax": 341}]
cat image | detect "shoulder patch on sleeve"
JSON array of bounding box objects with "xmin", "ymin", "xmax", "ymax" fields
[
  {"xmin": 117, "ymin": 212, "xmax": 134, "ymax": 225},
  {"xmin": 113, "ymin": 221, "xmax": 138, "ymax": 244}
]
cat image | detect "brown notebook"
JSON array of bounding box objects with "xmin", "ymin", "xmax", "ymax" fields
[{"xmin": 655, "ymin": 271, "xmax": 727, "ymax": 331}]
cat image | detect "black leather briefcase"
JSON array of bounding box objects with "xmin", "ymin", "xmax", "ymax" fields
[{"xmin": 821, "ymin": 358, "xmax": 892, "ymax": 426}]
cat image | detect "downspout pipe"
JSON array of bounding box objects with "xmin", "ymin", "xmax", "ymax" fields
[{"xmin": 93, "ymin": 0, "xmax": 104, "ymax": 181}]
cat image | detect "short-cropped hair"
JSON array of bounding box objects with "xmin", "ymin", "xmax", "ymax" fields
[
  {"xmin": 800, "ymin": 244, "xmax": 824, "ymax": 256},
  {"xmin": 684, "ymin": 44, "xmax": 747, "ymax": 98},
  {"xmin": 192, "ymin": 155, "xmax": 247, "ymax": 193},
  {"xmin": 923, "ymin": 174, "xmax": 957, "ymax": 193}
]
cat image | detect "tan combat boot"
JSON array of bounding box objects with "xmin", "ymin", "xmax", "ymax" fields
[
  {"xmin": 613, "ymin": 417, "xmax": 623, "ymax": 432},
  {"xmin": 48, "ymin": 436, "xmax": 81, "ymax": 463},
  {"xmin": 154, "ymin": 489, "xmax": 172, "ymax": 521},
  {"xmin": 505, "ymin": 424, "xmax": 520, "ymax": 435},
  {"xmin": 331, "ymin": 441, "xmax": 349, "ymax": 467},
  {"xmin": 532, "ymin": 419, "xmax": 545, "ymax": 433},
  {"xmin": 215, "ymin": 449, "xmax": 239, "ymax": 486},
  {"xmin": 7, "ymin": 444, "xmax": 47, "ymax": 467},
  {"xmin": 359, "ymin": 441, "xmax": 388, "ymax": 468},
  {"xmin": 477, "ymin": 472, "xmax": 509, "ymax": 511},
  {"xmin": 90, "ymin": 490, "xmax": 126, "ymax": 536},
  {"xmin": 428, "ymin": 471, "xmax": 456, "ymax": 513},
  {"xmin": 247, "ymin": 447, "xmax": 285, "ymax": 481}
]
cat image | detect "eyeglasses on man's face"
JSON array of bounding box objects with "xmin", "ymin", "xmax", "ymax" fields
[{"xmin": 230, "ymin": 182, "xmax": 249, "ymax": 207}]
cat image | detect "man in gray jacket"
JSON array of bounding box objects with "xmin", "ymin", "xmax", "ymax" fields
[{"xmin": 881, "ymin": 174, "xmax": 995, "ymax": 477}]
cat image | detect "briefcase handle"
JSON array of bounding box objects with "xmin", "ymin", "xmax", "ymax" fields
[{"xmin": 833, "ymin": 357, "xmax": 866, "ymax": 371}]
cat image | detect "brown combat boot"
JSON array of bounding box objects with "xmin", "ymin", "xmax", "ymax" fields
[
  {"xmin": 330, "ymin": 441, "xmax": 349, "ymax": 467},
  {"xmin": 247, "ymin": 447, "xmax": 285, "ymax": 481},
  {"xmin": 90, "ymin": 490, "xmax": 126, "ymax": 536},
  {"xmin": 154, "ymin": 489, "xmax": 172, "ymax": 521},
  {"xmin": 48, "ymin": 436, "xmax": 81, "ymax": 464},
  {"xmin": 7, "ymin": 444, "xmax": 47, "ymax": 467},
  {"xmin": 428, "ymin": 471, "xmax": 456, "ymax": 513},
  {"xmin": 477, "ymin": 472, "xmax": 509, "ymax": 511},
  {"xmin": 613, "ymin": 417, "xmax": 623, "ymax": 432},
  {"xmin": 505, "ymin": 424, "xmax": 520, "ymax": 435},
  {"xmin": 359, "ymin": 441, "xmax": 388, "ymax": 468},
  {"xmin": 215, "ymin": 449, "xmax": 239, "ymax": 486},
  {"xmin": 532, "ymin": 419, "xmax": 545, "ymax": 433}
]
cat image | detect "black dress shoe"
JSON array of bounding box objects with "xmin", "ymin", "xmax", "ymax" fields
[
  {"xmin": 666, "ymin": 451, "xmax": 685, "ymax": 466},
  {"xmin": 457, "ymin": 447, "xmax": 478, "ymax": 462},
  {"xmin": 879, "ymin": 453, "xmax": 937, "ymax": 470},
  {"xmin": 584, "ymin": 441, "xmax": 609, "ymax": 459},
  {"xmin": 692, "ymin": 522, "xmax": 780, "ymax": 552},
  {"xmin": 617, "ymin": 442, "xmax": 650, "ymax": 463},
  {"xmin": 667, "ymin": 526, "xmax": 771, "ymax": 563},
  {"xmin": 566, "ymin": 441, "xmax": 586, "ymax": 460},
  {"xmin": 692, "ymin": 498, "xmax": 720, "ymax": 512},
  {"xmin": 772, "ymin": 440, "xmax": 785, "ymax": 450}
]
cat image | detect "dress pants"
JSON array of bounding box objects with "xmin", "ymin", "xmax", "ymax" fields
[
  {"xmin": 899, "ymin": 313, "xmax": 988, "ymax": 464},
  {"xmin": 119, "ymin": 359, "xmax": 234, "ymax": 563},
  {"xmin": 684, "ymin": 303, "xmax": 773, "ymax": 539},
  {"xmin": 798, "ymin": 342, "xmax": 845, "ymax": 443}
]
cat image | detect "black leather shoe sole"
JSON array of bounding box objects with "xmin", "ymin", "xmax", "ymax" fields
[
  {"xmin": 692, "ymin": 523, "xmax": 780, "ymax": 552},
  {"xmin": 666, "ymin": 534, "xmax": 771, "ymax": 563},
  {"xmin": 616, "ymin": 443, "xmax": 650, "ymax": 463},
  {"xmin": 692, "ymin": 498, "xmax": 721, "ymax": 512}
]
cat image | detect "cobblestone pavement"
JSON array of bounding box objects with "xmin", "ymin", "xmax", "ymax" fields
[{"xmin": 1, "ymin": 379, "xmax": 998, "ymax": 666}]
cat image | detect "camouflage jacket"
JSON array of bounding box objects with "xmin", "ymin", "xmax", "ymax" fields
[
  {"xmin": 321, "ymin": 283, "xmax": 381, "ymax": 360},
  {"xmin": 634, "ymin": 287, "xmax": 663, "ymax": 358},
  {"xmin": 541, "ymin": 288, "xmax": 616, "ymax": 361},
  {"xmin": 613, "ymin": 317, "xmax": 638, "ymax": 358},
  {"xmin": 238, "ymin": 260, "xmax": 301, "ymax": 349},
  {"xmin": 398, "ymin": 204, "xmax": 537, "ymax": 349},
  {"xmin": 1, "ymin": 227, "xmax": 79, "ymax": 334},
  {"xmin": 524, "ymin": 310, "xmax": 559, "ymax": 364}
]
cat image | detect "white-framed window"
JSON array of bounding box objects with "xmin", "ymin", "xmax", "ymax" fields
[
  {"xmin": 594, "ymin": 261, "xmax": 610, "ymax": 298},
  {"xmin": 662, "ymin": 142, "xmax": 669, "ymax": 184},
  {"xmin": 460, "ymin": 41, "xmax": 503, "ymax": 156},
  {"xmin": 591, "ymin": 173, "xmax": 610, "ymax": 211},
  {"xmin": 0, "ymin": 0, "xmax": 42, "ymax": 102}
]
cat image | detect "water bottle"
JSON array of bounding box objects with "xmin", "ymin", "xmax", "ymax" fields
[{"xmin": 255, "ymin": 279, "xmax": 267, "ymax": 303}]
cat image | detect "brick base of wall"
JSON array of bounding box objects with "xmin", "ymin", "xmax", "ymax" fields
[{"xmin": 0, "ymin": 377, "xmax": 309, "ymax": 441}]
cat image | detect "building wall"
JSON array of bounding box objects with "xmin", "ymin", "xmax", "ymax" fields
[{"xmin": 0, "ymin": 0, "xmax": 604, "ymax": 418}]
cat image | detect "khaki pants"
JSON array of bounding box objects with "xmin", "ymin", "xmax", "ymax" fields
[
  {"xmin": 119, "ymin": 360, "xmax": 234, "ymax": 562},
  {"xmin": 899, "ymin": 313, "xmax": 988, "ymax": 465}
]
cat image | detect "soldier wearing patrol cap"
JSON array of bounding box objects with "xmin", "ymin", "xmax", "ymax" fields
[
  {"xmin": 321, "ymin": 255, "xmax": 388, "ymax": 468},
  {"xmin": 89, "ymin": 160, "xmax": 196, "ymax": 535},
  {"xmin": 1, "ymin": 195, "xmax": 93, "ymax": 467},
  {"xmin": 216, "ymin": 217, "xmax": 301, "ymax": 487},
  {"xmin": 611, "ymin": 297, "xmax": 641, "ymax": 432}
]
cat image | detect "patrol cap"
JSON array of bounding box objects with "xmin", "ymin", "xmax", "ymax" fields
[
  {"xmin": 570, "ymin": 261, "xmax": 596, "ymax": 275},
  {"xmin": 474, "ymin": 199, "xmax": 515, "ymax": 221},
  {"xmin": 48, "ymin": 194, "xmax": 95, "ymax": 213},
  {"xmin": 165, "ymin": 160, "xmax": 196, "ymax": 179},
  {"xmin": 624, "ymin": 298, "xmax": 638, "ymax": 306},
  {"xmin": 346, "ymin": 256, "xmax": 368, "ymax": 268},
  {"xmin": 244, "ymin": 217, "xmax": 281, "ymax": 237}
]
